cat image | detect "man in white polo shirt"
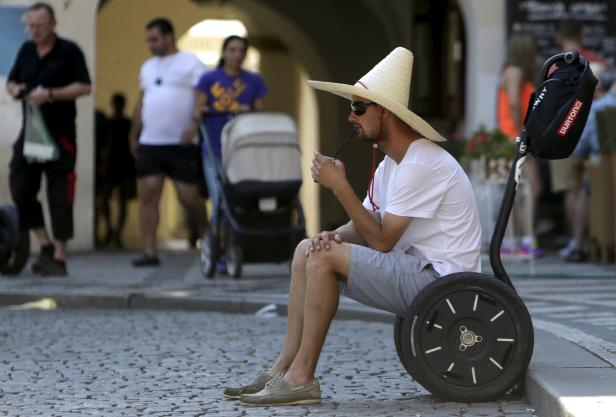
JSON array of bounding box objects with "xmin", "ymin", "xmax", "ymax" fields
[{"xmin": 129, "ymin": 17, "xmax": 207, "ymax": 266}]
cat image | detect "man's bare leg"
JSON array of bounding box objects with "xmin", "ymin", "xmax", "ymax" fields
[
  {"xmin": 54, "ymin": 240, "xmax": 66, "ymax": 261},
  {"xmin": 572, "ymin": 189, "xmax": 588, "ymax": 250},
  {"xmin": 268, "ymin": 239, "xmax": 311, "ymax": 376},
  {"xmin": 564, "ymin": 190, "xmax": 577, "ymax": 239},
  {"xmin": 33, "ymin": 228, "xmax": 50, "ymax": 246},
  {"xmin": 283, "ymin": 242, "xmax": 351, "ymax": 385},
  {"xmin": 138, "ymin": 175, "xmax": 165, "ymax": 257},
  {"xmin": 174, "ymin": 181, "xmax": 208, "ymax": 236}
]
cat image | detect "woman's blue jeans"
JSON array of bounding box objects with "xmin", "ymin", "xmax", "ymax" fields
[{"xmin": 203, "ymin": 155, "xmax": 221, "ymax": 230}]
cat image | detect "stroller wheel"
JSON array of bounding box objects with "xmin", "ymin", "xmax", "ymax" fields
[
  {"xmin": 225, "ymin": 241, "xmax": 243, "ymax": 279},
  {"xmin": 396, "ymin": 272, "xmax": 533, "ymax": 402},
  {"xmin": 200, "ymin": 233, "xmax": 218, "ymax": 279}
]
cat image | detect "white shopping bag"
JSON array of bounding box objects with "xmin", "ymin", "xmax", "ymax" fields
[{"xmin": 23, "ymin": 101, "xmax": 59, "ymax": 163}]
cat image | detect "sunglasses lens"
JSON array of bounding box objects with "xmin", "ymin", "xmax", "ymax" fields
[{"xmin": 351, "ymin": 102, "xmax": 367, "ymax": 116}]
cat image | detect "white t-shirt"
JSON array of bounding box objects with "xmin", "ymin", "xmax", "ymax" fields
[
  {"xmin": 362, "ymin": 139, "xmax": 482, "ymax": 276},
  {"xmin": 139, "ymin": 51, "xmax": 206, "ymax": 145}
]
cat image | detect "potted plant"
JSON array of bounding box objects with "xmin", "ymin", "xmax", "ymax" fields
[{"xmin": 463, "ymin": 126, "xmax": 515, "ymax": 181}]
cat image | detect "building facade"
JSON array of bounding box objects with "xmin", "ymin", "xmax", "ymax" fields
[{"xmin": 0, "ymin": 0, "xmax": 510, "ymax": 249}]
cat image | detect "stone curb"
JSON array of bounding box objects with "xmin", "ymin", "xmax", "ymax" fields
[
  {"xmin": 1, "ymin": 290, "xmax": 611, "ymax": 417},
  {"xmin": 525, "ymin": 329, "xmax": 616, "ymax": 417},
  {"xmin": 0, "ymin": 291, "xmax": 394, "ymax": 322}
]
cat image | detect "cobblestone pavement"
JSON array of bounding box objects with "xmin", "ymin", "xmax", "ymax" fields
[{"xmin": 0, "ymin": 309, "xmax": 535, "ymax": 417}]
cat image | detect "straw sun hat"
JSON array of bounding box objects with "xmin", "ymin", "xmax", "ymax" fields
[{"xmin": 308, "ymin": 47, "xmax": 445, "ymax": 142}]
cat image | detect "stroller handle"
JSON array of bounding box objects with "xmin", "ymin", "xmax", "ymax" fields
[
  {"xmin": 200, "ymin": 109, "xmax": 262, "ymax": 119},
  {"xmin": 201, "ymin": 111, "xmax": 235, "ymax": 117}
]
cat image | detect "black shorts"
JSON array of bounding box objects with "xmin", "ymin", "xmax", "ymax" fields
[{"xmin": 135, "ymin": 144, "xmax": 202, "ymax": 183}]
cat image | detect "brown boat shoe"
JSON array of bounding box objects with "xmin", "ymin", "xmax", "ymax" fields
[
  {"xmin": 239, "ymin": 376, "xmax": 321, "ymax": 406},
  {"xmin": 222, "ymin": 371, "xmax": 276, "ymax": 399}
]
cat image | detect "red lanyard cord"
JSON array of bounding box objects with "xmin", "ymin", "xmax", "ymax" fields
[{"xmin": 367, "ymin": 110, "xmax": 382, "ymax": 212}]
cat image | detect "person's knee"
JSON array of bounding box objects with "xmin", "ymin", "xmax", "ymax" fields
[
  {"xmin": 139, "ymin": 184, "xmax": 161, "ymax": 205},
  {"xmin": 305, "ymin": 243, "xmax": 339, "ymax": 275},
  {"xmin": 181, "ymin": 190, "xmax": 203, "ymax": 209},
  {"xmin": 294, "ymin": 239, "xmax": 311, "ymax": 255},
  {"xmin": 176, "ymin": 183, "xmax": 203, "ymax": 206},
  {"xmin": 291, "ymin": 239, "xmax": 311, "ymax": 269}
]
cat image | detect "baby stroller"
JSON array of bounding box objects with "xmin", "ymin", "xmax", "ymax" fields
[
  {"xmin": 199, "ymin": 112, "xmax": 306, "ymax": 278},
  {"xmin": 0, "ymin": 204, "xmax": 30, "ymax": 276}
]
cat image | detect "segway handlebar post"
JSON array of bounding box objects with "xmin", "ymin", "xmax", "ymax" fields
[
  {"xmin": 490, "ymin": 50, "xmax": 582, "ymax": 291},
  {"xmin": 489, "ymin": 133, "xmax": 530, "ymax": 291}
]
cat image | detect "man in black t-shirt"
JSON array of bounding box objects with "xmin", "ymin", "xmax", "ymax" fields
[{"xmin": 6, "ymin": 2, "xmax": 91, "ymax": 276}]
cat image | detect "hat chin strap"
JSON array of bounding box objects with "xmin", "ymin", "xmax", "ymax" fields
[{"xmin": 367, "ymin": 109, "xmax": 383, "ymax": 212}]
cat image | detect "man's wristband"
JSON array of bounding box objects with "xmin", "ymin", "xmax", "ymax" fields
[{"xmin": 48, "ymin": 88, "xmax": 54, "ymax": 102}]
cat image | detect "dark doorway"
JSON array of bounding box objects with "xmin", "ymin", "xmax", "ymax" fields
[{"xmin": 411, "ymin": 0, "xmax": 466, "ymax": 137}]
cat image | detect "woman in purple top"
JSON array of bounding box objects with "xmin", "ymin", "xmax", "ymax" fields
[
  {"xmin": 194, "ymin": 35, "xmax": 267, "ymax": 253},
  {"xmin": 195, "ymin": 35, "xmax": 268, "ymax": 157}
]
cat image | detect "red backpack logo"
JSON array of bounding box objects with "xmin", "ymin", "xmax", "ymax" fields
[{"xmin": 557, "ymin": 99, "xmax": 584, "ymax": 137}]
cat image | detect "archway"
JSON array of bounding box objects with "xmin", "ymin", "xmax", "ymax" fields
[
  {"xmin": 96, "ymin": 0, "xmax": 323, "ymax": 249},
  {"xmin": 176, "ymin": 19, "xmax": 261, "ymax": 70}
]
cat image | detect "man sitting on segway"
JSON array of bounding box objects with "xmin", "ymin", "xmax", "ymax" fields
[{"xmin": 224, "ymin": 47, "xmax": 482, "ymax": 407}]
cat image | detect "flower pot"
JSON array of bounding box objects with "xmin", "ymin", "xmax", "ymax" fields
[{"xmin": 485, "ymin": 157, "xmax": 512, "ymax": 181}]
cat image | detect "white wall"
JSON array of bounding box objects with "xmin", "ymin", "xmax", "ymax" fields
[
  {"xmin": 0, "ymin": 0, "xmax": 97, "ymax": 250},
  {"xmin": 458, "ymin": 0, "xmax": 507, "ymax": 136}
]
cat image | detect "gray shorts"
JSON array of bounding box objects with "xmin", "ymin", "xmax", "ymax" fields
[{"xmin": 340, "ymin": 244, "xmax": 440, "ymax": 316}]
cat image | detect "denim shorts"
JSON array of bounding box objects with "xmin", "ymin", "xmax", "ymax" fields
[{"xmin": 340, "ymin": 244, "xmax": 440, "ymax": 316}]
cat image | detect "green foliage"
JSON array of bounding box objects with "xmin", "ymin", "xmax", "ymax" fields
[{"xmin": 462, "ymin": 125, "xmax": 515, "ymax": 166}]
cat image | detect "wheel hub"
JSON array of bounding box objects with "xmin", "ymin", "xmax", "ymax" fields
[{"xmin": 459, "ymin": 325, "xmax": 482, "ymax": 351}]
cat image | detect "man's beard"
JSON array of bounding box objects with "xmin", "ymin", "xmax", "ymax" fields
[
  {"xmin": 355, "ymin": 125, "xmax": 379, "ymax": 143},
  {"xmin": 152, "ymin": 42, "xmax": 170, "ymax": 56}
]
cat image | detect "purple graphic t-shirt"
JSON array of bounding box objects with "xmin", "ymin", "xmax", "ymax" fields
[{"xmin": 195, "ymin": 67, "xmax": 267, "ymax": 157}]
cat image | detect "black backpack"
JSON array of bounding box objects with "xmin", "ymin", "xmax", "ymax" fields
[{"xmin": 523, "ymin": 51, "xmax": 598, "ymax": 159}]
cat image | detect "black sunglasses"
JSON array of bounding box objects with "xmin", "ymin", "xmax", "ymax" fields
[{"xmin": 350, "ymin": 101, "xmax": 376, "ymax": 116}]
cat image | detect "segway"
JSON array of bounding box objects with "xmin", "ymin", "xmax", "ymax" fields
[
  {"xmin": 394, "ymin": 50, "xmax": 597, "ymax": 402},
  {"xmin": 0, "ymin": 205, "xmax": 30, "ymax": 276}
]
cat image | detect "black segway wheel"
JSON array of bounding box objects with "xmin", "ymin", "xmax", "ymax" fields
[
  {"xmin": 1, "ymin": 231, "xmax": 30, "ymax": 276},
  {"xmin": 397, "ymin": 272, "xmax": 533, "ymax": 402},
  {"xmin": 394, "ymin": 315, "xmax": 411, "ymax": 374},
  {"xmin": 200, "ymin": 233, "xmax": 218, "ymax": 279},
  {"xmin": 225, "ymin": 241, "xmax": 243, "ymax": 279}
]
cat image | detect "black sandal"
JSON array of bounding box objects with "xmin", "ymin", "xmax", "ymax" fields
[{"xmin": 132, "ymin": 254, "xmax": 160, "ymax": 267}]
